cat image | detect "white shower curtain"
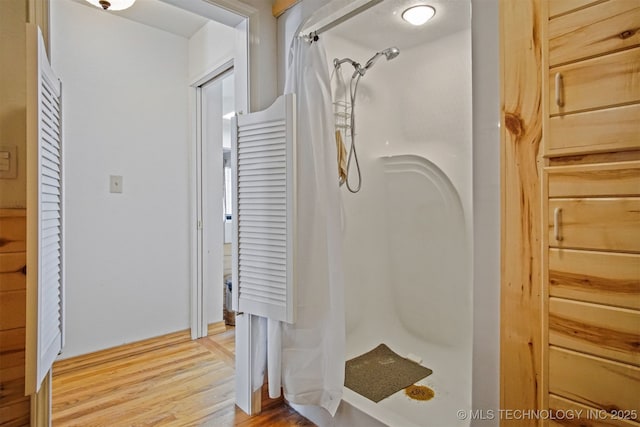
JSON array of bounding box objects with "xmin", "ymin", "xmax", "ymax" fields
[{"xmin": 281, "ymin": 35, "xmax": 346, "ymax": 416}]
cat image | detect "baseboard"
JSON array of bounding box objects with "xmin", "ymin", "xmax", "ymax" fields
[
  {"xmin": 53, "ymin": 329, "xmax": 192, "ymax": 376},
  {"xmin": 207, "ymin": 321, "xmax": 227, "ymax": 336}
]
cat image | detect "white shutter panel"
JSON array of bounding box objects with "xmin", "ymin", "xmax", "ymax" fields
[
  {"xmin": 231, "ymin": 93, "xmax": 296, "ymax": 323},
  {"xmin": 26, "ymin": 24, "xmax": 64, "ymax": 394}
]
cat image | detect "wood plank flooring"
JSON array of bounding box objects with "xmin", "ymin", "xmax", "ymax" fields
[{"xmin": 51, "ymin": 327, "xmax": 314, "ymax": 427}]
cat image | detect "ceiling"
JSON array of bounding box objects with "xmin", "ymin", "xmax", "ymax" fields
[
  {"xmin": 67, "ymin": 0, "xmax": 242, "ymax": 39},
  {"xmin": 329, "ymin": 0, "xmax": 471, "ymax": 51}
]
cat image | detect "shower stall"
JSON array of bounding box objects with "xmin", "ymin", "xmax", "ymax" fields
[{"xmin": 288, "ymin": 1, "xmax": 473, "ymax": 425}]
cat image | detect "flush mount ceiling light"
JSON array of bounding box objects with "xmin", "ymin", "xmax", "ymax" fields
[
  {"xmin": 85, "ymin": 0, "xmax": 136, "ymax": 11},
  {"xmin": 402, "ymin": 5, "xmax": 436, "ymax": 26}
]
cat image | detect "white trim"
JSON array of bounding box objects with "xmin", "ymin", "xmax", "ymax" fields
[
  {"xmin": 184, "ymin": 0, "xmax": 270, "ymax": 415},
  {"xmin": 203, "ymin": 0, "xmax": 257, "ymax": 18},
  {"xmin": 190, "ymin": 59, "xmax": 235, "ymax": 88},
  {"xmin": 298, "ymin": 0, "xmax": 382, "ymax": 38},
  {"xmin": 186, "ymin": 4, "xmax": 251, "ymax": 342},
  {"xmin": 193, "ymin": 65, "xmax": 234, "ymax": 339}
]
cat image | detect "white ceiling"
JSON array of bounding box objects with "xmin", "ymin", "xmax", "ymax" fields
[
  {"xmin": 67, "ymin": 0, "xmax": 242, "ymax": 39},
  {"xmin": 329, "ymin": 0, "xmax": 471, "ymax": 51}
]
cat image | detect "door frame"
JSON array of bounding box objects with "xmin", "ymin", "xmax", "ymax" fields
[
  {"xmin": 185, "ymin": 0, "xmax": 273, "ymax": 415},
  {"xmin": 192, "ymin": 62, "xmax": 234, "ymax": 340}
]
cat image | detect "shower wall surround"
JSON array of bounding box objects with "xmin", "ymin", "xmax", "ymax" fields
[{"xmin": 276, "ymin": 0, "xmax": 500, "ymax": 425}]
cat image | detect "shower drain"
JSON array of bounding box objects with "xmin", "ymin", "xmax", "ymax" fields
[{"xmin": 405, "ymin": 384, "xmax": 435, "ymax": 401}]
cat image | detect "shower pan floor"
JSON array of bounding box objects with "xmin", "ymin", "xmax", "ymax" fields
[{"xmin": 343, "ymin": 318, "xmax": 471, "ymax": 427}]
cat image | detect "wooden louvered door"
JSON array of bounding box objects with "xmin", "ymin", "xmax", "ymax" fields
[
  {"xmin": 231, "ymin": 93, "xmax": 296, "ymax": 324},
  {"xmin": 25, "ymin": 24, "xmax": 64, "ymax": 394}
]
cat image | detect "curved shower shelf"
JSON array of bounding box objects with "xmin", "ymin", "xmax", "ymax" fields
[{"xmin": 380, "ymin": 154, "xmax": 464, "ymax": 216}]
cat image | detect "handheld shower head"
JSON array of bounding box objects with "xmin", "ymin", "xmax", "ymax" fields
[
  {"xmin": 384, "ymin": 47, "xmax": 400, "ymax": 60},
  {"xmin": 364, "ymin": 47, "xmax": 400, "ymax": 71}
]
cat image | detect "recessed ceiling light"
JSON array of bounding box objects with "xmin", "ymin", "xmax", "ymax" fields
[{"xmin": 402, "ymin": 5, "xmax": 436, "ymax": 26}]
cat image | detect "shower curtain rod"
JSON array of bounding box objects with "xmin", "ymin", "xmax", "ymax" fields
[{"xmin": 299, "ymin": 0, "xmax": 383, "ymax": 41}]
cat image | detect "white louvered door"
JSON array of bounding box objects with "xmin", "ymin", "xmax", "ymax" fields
[
  {"xmin": 25, "ymin": 24, "xmax": 64, "ymax": 394},
  {"xmin": 231, "ymin": 93, "xmax": 296, "ymax": 323}
]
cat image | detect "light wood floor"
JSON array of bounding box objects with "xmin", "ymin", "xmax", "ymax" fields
[{"xmin": 51, "ymin": 327, "xmax": 314, "ymax": 427}]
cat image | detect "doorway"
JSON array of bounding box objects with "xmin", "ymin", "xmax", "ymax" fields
[
  {"xmin": 47, "ymin": 0, "xmax": 260, "ymax": 418},
  {"xmin": 194, "ymin": 67, "xmax": 235, "ymax": 339}
]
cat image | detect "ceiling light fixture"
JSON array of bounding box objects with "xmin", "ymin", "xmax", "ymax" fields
[
  {"xmin": 402, "ymin": 5, "xmax": 436, "ymax": 26},
  {"xmin": 85, "ymin": 0, "xmax": 136, "ymax": 11}
]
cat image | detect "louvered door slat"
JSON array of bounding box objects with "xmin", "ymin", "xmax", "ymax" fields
[
  {"xmin": 239, "ymin": 249, "xmax": 287, "ymax": 259},
  {"xmin": 26, "ymin": 25, "xmax": 64, "ymax": 394},
  {"xmin": 238, "ymin": 141, "xmax": 286, "ymax": 151},
  {"xmin": 42, "ymin": 184, "xmax": 60, "ymax": 196},
  {"xmin": 232, "ymin": 93, "xmax": 296, "ymax": 323},
  {"xmin": 239, "ymin": 119, "xmax": 285, "ymax": 131}
]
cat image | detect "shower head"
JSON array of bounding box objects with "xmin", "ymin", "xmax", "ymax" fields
[
  {"xmin": 335, "ymin": 47, "xmax": 400, "ymax": 79},
  {"xmin": 364, "ymin": 47, "xmax": 400, "ymax": 71},
  {"xmin": 383, "ymin": 47, "xmax": 400, "ymax": 60}
]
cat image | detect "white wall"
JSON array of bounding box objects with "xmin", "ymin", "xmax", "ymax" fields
[
  {"xmin": 323, "ymin": 30, "xmax": 473, "ymax": 349},
  {"xmin": 188, "ymin": 20, "xmax": 236, "ymax": 83},
  {"xmin": 471, "ymin": 0, "xmax": 500, "ymax": 424},
  {"xmin": 51, "ymin": 0, "xmax": 191, "ymax": 358},
  {"xmin": 241, "ymin": 0, "xmax": 278, "ymax": 112}
]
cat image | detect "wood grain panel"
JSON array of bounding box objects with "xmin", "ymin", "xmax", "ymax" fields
[
  {"xmin": 549, "ymin": 150, "xmax": 640, "ymax": 167},
  {"xmin": 272, "ymin": 0, "xmax": 300, "ymax": 17},
  {"xmin": 548, "ymin": 198, "xmax": 640, "ymax": 252},
  {"xmin": 0, "ymin": 350, "xmax": 26, "ymax": 384},
  {"xmin": 0, "ymin": 376, "xmax": 26, "ymax": 407},
  {"xmin": 500, "ymin": 0, "xmax": 543, "ymax": 421},
  {"xmin": 0, "ymin": 252, "xmax": 26, "ymax": 292},
  {"xmin": 549, "ymin": 297, "xmax": 640, "ymax": 365},
  {"xmin": 0, "ymin": 328, "xmax": 25, "ymax": 353},
  {"xmin": 549, "ymin": 249, "xmax": 640, "ymax": 310},
  {"xmin": 0, "ymin": 336, "xmax": 24, "ymax": 404},
  {"xmin": 549, "ymin": 48, "xmax": 640, "ymax": 116},
  {"xmin": 549, "ymin": 394, "xmax": 639, "ymax": 427},
  {"xmin": 0, "ymin": 290, "xmax": 26, "ymax": 330},
  {"xmin": 548, "ymin": 161, "xmax": 640, "ymax": 197},
  {"xmin": 0, "ymin": 328, "xmax": 26, "ymax": 417},
  {"xmin": 549, "ymin": 1, "xmax": 640, "ymax": 66},
  {"xmin": 0, "ymin": 210, "xmax": 26, "ymax": 253},
  {"xmin": 546, "ymin": 104, "xmax": 640, "ymax": 156},
  {"xmin": 0, "ymin": 341, "xmax": 26, "ymax": 395},
  {"xmin": 548, "ymin": 0, "xmax": 605, "ymax": 18},
  {"xmin": 549, "ymin": 346, "xmax": 640, "ymax": 416},
  {"xmin": 0, "ymin": 397, "xmax": 30, "ymax": 427}
]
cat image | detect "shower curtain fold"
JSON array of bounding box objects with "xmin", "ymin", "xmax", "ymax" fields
[{"xmin": 280, "ymin": 35, "xmax": 346, "ymax": 416}]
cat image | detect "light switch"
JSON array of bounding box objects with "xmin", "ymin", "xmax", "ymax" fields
[
  {"xmin": 0, "ymin": 151, "xmax": 10, "ymax": 171},
  {"xmin": 0, "ymin": 146, "xmax": 17, "ymax": 179},
  {"xmin": 110, "ymin": 175, "xmax": 123, "ymax": 193}
]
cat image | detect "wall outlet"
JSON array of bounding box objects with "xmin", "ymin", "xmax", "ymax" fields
[{"xmin": 110, "ymin": 175, "xmax": 123, "ymax": 193}]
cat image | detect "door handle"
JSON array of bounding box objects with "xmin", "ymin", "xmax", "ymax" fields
[
  {"xmin": 554, "ymin": 207, "xmax": 563, "ymax": 241},
  {"xmin": 555, "ymin": 73, "xmax": 564, "ymax": 107}
]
